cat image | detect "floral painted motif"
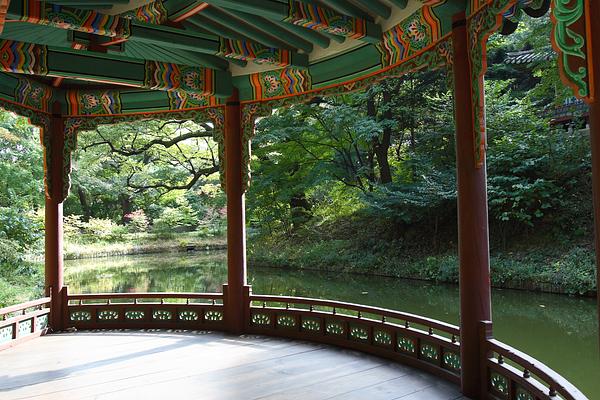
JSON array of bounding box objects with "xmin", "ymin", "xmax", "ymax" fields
[
  {"xmin": 249, "ymin": 68, "xmax": 312, "ymax": 100},
  {"xmin": 378, "ymin": 7, "xmax": 441, "ymax": 66},
  {"xmin": 144, "ymin": 62, "xmax": 215, "ymax": 97},
  {"xmin": 15, "ymin": 78, "xmax": 52, "ymax": 112},
  {"xmin": 66, "ymin": 90, "xmax": 122, "ymax": 116}
]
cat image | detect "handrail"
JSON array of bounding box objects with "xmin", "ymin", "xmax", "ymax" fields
[
  {"xmin": 250, "ymin": 294, "xmax": 459, "ymax": 336},
  {"xmin": 67, "ymin": 292, "xmax": 222, "ymax": 300},
  {"xmin": 0, "ymin": 297, "xmax": 51, "ymax": 317},
  {"xmin": 487, "ymin": 338, "xmax": 588, "ymax": 400}
]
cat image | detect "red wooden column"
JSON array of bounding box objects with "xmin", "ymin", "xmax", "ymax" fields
[
  {"xmin": 451, "ymin": 14, "xmax": 492, "ymax": 398},
  {"xmin": 44, "ymin": 103, "xmax": 66, "ymax": 331},
  {"xmin": 224, "ymin": 89, "xmax": 248, "ymax": 334},
  {"xmin": 588, "ymin": 0, "xmax": 600, "ymax": 346}
]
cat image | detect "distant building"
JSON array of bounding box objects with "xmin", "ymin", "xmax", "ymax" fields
[{"xmin": 504, "ymin": 49, "xmax": 590, "ymax": 129}]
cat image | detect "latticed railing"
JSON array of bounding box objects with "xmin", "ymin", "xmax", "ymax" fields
[
  {"xmin": 0, "ymin": 296, "xmax": 51, "ymax": 351},
  {"xmin": 481, "ymin": 322, "xmax": 587, "ymax": 400},
  {"xmin": 0, "ymin": 289, "xmax": 589, "ymax": 399},
  {"xmin": 245, "ymin": 293, "xmax": 462, "ymax": 383},
  {"xmin": 65, "ymin": 288, "xmax": 224, "ymax": 330}
]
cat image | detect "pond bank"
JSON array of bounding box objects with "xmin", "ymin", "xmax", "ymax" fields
[
  {"xmin": 248, "ymin": 238, "xmax": 598, "ymax": 297},
  {"xmin": 28, "ymin": 235, "xmax": 227, "ymax": 261}
]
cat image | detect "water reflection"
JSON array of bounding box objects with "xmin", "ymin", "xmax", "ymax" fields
[{"xmin": 64, "ymin": 251, "xmax": 599, "ymax": 397}]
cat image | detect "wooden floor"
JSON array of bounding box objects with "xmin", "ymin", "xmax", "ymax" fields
[{"xmin": 0, "ymin": 330, "xmax": 467, "ymax": 400}]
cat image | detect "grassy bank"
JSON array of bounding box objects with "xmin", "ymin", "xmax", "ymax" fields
[
  {"xmin": 248, "ymin": 235, "xmax": 597, "ymax": 296},
  {"xmin": 62, "ymin": 232, "xmax": 227, "ymax": 260}
]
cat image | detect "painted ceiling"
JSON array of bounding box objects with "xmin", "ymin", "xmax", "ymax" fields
[{"xmin": 0, "ymin": 0, "xmax": 550, "ymax": 116}]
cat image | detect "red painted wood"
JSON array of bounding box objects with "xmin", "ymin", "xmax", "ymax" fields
[
  {"xmin": 588, "ymin": 0, "xmax": 600, "ymax": 349},
  {"xmin": 44, "ymin": 102, "xmax": 65, "ymax": 332},
  {"xmin": 225, "ymin": 89, "xmax": 247, "ymax": 334},
  {"xmin": 0, "ymin": 0, "xmax": 9, "ymax": 35},
  {"xmin": 171, "ymin": 2, "xmax": 209, "ymax": 23},
  {"xmin": 451, "ymin": 13, "xmax": 492, "ymax": 399}
]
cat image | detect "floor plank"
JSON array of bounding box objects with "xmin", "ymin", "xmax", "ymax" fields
[{"xmin": 0, "ymin": 330, "xmax": 465, "ymax": 400}]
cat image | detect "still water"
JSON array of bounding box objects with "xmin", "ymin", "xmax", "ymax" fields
[{"xmin": 64, "ymin": 251, "xmax": 599, "ymax": 397}]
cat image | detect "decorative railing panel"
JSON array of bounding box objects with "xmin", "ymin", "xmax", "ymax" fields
[
  {"xmin": 246, "ymin": 294, "xmax": 462, "ymax": 383},
  {"xmin": 0, "ymin": 297, "xmax": 51, "ymax": 351},
  {"xmin": 65, "ymin": 290, "xmax": 225, "ymax": 331},
  {"xmin": 481, "ymin": 321, "xmax": 588, "ymax": 400}
]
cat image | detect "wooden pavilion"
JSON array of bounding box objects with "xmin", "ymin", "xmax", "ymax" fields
[{"xmin": 0, "ymin": 0, "xmax": 597, "ymax": 399}]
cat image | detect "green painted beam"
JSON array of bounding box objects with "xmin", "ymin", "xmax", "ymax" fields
[
  {"xmin": 271, "ymin": 20, "xmax": 331, "ymax": 49},
  {"xmin": 227, "ymin": 11, "xmax": 314, "ymax": 53},
  {"xmin": 48, "ymin": 0, "xmax": 130, "ymax": 4},
  {"xmin": 129, "ymin": 23, "xmax": 220, "ymax": 53},
  {"xmin": 305, "ymin": 0, "xmax": 373, "ymax": 20},
  {"xmin": 385, "ymin": 0, "xmax": 409, "ymax": 9},
  {"xmin": 194, "ymin": 0, "xmax": 288, "ymax": 21},
  {"xmin": 203, "ymin": 0, "xmax": 381, "ymax": 44},
  {"xmin": 0, "ymin": 39, "xmax": 233, "ymax": 97},
  {"xmin": 186, "ymin": 14, "xmax": 248, "ymax": 41},
  {"xmin": 351, "ymin": 0, "xmax": 391, "ymax": 19},
  {"xmin": 201, "ymin": 6, "xmax": 292, "ymax": 50}
]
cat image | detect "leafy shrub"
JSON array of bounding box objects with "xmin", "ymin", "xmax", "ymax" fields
[
  {"xmin": 124, "ymin": 210, "xmax": 149, "ymax": 233},
  {"xmin": 82, "ymin": 218, "xmax": 125, "ymax": 241},
  {"xmin": 0, "ymin": 207, "xmax": 43, "ymax": 249},
  {"xmin": 63, "ymin": 214, "xmax": 86, "ymax": 241},
  {"xmin": 153, "ymin": 206, "xmax": 198, "ymax": 237}
]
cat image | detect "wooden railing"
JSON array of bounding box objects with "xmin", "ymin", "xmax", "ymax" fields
[
  {"xmin": 481, "ymin": 321, "xmax": 588, "ymax": 400},
  {"xmin": 0, "ymin": 296, "xmax": 51, "ymax": 351},
  {"xmin": 65, "ymin": 287, "xmax": 225, "ymax": 330},
  {"xmin": 245, "ymin": 293, "xmax": 462, "ymax": 383},
  {"xmin": 0, "ymin": 289, "xmax": 589, "ymax": 399}
]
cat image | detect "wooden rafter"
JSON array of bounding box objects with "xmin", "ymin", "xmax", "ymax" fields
[{"xmin": 0, "ymin": 39, "xmax": 233, "ymax": 97}]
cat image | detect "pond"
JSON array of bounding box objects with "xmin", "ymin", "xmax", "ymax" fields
[{"xmin": 64, "ymin": 251, "xmax": 599, "ymax": 398}]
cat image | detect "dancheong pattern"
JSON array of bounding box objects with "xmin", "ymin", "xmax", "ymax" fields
[
  {"xmin": 15, "ymin": 78, "xmax": 52, "ymax": 112},
  {"xmin": 144, "ymin": 61, "xmax": 215, "ymax": 96},
  {"xmin": 66, "ymin": 90, "xmax": 122, "ymax": 116},
  {"xmin": 126, "ymin": 0, "xmax": 168, "ymax": 24},
  {"xmin": 20, "ymin": 0, "xmax": 131, "ymax": 38},
  {"xmin": 285, "ymin": 0, "xmax": 367, "ymax": 39},
  {"xmin": 551, "ymin": 0, "xmax": 592, "ymax": 101},
  {"xmin": 218, "ymin": 38, "xmax": 292, "ymax": 67},
  {"xmin": 0, "ymin": 41, "xmax": 48, "ymax": 75},
  {"xmin": 167, "ymin": 91, "xmax": 210, "ymax": 109},
  {"xmin": 467, "ymin": 0, "xmax": 516, "ymax": 167},
  {"xmin": 378, "ymin": 6, "xmax": 442, "ymax": 66},
  {"xmin": 249, "ymin": 68, "xmax": 312, "ymax": 100}
]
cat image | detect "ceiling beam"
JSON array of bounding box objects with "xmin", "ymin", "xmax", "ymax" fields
[
  {"xmin": 226, "ymin": 10, "xmax": 314, "ymax": 53},
  {"xmin": 6, "ymin": 2, "xmax": 309, "ymax": 69},
  {"xmin": 201, "ymin": 0, "xmax": 381, "ymax": 44},
  {"xmin": 271, "ymin": 20, "xmax": 331, "ymax": 49},
  {"xmin": 200, "ymin": 6, "xmax": 293, "ymax": 50},
  {"xmin": 171, "ymin": 2, "xmax": 209, "ymax": 22},
  {"xmin": 385, "ymin": 0, "xmax": 408, "ymax": 9},
  {"xmin": 310, "ymin": 0, "xmax": 373, "ymax": 20},
  {"xmin": 0, "ymin": 39, "xmax": 233, "ymax": 97},
  {"xmin": 351, "ymin": 0, "xmax": 392, "ymax": 19}
]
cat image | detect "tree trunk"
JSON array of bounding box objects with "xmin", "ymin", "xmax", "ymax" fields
[
  {"xmin": 77, "ymin": 186, "xmax": 91, "ymax": 221},
  {"xmin": 367, "ymin": 93, "xmax": 393, "ymax": 184},
  {"xmin": 119, "ymin": 193, "xmax": 132, "ymax": 223},
  {"xmin": 376, "ymin": 90, "xmax": 393, "ymax": 184}
]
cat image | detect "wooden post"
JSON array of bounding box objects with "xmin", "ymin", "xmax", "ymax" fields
[
  {"xmin": 588, "ymin": 0, "xmax": 600, "ymax": 348},
  {"xmin": 451, "ymin": 14, "xmax": 492, "ymax": 399},
  {"xmin": 44, "ymin": 102, "xmax": 65, "ymax": 331},
  {"xmin": 225, "ymin": 88, "xmax": 247, "ymax": 334}
]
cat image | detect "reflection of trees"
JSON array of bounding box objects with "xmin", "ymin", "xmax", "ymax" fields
[{"xmin": 65, "ymin": 252, "xmax": 227, "ymax": 293}]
